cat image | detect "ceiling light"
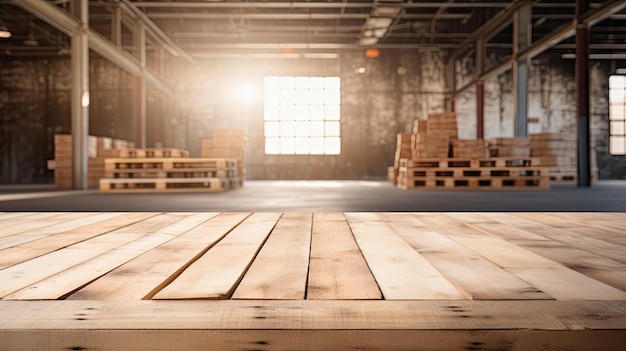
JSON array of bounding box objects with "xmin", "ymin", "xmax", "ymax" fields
[{"xmin": 23, "ymin": 20, "xmax": 39, "ymax": 47}]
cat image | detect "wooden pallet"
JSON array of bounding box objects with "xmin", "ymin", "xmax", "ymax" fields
[
  {"xmin": 398, "ymin": 175, "xmax": 550, "ymax": 190},
  {"xmin": 105, "ymin": 169, "xmax": 236, "ymax": 179},
  {"xmin": 104, "ymin": 158, "xmax": 238, "ymax": 172},
  {"xmin": 399, "ymin": 157, "xmax": 541, "ymax": 169},
  {"xmin": 99, "ymin": 177, "xmax": 230, "ymax": 193},
  {"xmin": 118, "ymin": 148, "xmax": 190, "ymax": 158},
  {"xmin": 403, "ymin": 167, "xmax": 548, "ymax": 178}
]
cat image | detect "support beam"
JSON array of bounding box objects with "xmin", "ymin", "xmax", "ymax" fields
[
  {"xmin": 475, "ymin": 38, "xmax": 485, "ymax": 139},
  {"xmin": 576, "ymin": 0, "xmax": 591, "ymax": 187},
  {"xmin": 512, "ymin": 3, "xmax": 531, "ymax": 137},
  {"xmin": 134, "ymin": 21, "xmax": 147, "ymax": 148},
  {"xmin": 15, "ymin": 0, "xmax": 174, "ymax": 97},
  {"xmin": 111, "ymin": 4, "xmax": 122, "ymax": 46},
  {"xmin": 71, "ymin": 0, "xmax": 88, "ymax": 190}
]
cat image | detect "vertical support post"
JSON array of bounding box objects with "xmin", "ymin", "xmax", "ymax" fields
[
  {"xmin": 513, "ymin": 3, "xmax": 531, "ymax": 137},
  {"xmin": 134, "ymin": 21, "xmax": 147, "ymax": 147},
  {"xmin": 475, "ymin": 37, "xmax": 485, "ymax": 139},
  {"xmin": 71, "ymin": 0, "xmax": 89, "ymax": 190},
  {"xmin": 576, "ymin": 0, "xmax": 591, "ymax": 186},
  {"xmin": 111, "ymin": 4, "xmax": 122, "ymax": 46}
]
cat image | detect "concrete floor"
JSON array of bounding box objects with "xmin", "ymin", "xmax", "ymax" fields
[{"xmin": 0, "ymin": 180, "xmax": 625, "ymax": 212}]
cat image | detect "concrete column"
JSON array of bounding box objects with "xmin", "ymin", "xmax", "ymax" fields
[
  {"xmin": 71, "ymin": 0, "xmax": 89, "ymax": 190},
  {"xmin": 134, "ymin": 21, "xmax": 147, "ymax": 147},
  {"xmin": 576, "ymin": 0, "xmax": 591, "ymax": 187},
  {"xmin": 513, "ymin": 3, "xmax": 531, "ymax": 137}
]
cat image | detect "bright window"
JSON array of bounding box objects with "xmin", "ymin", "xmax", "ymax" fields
[
  {"xmin": 609, "ymin": 75, "xmax": 626, "ymax": 155},
  {"xmin": 264, "ymin": 76, "xmax": 341, "ymax": 155}
]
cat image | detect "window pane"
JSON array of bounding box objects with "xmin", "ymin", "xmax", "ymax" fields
[
  {"xmin": 310, "ymin": 89, "xmax": 324, "ymax": 104},
  {"xmin": 611, "ymin": 121, "xmax": 625, "ymax": 136},
  {"xmin": 295, "ymin": 88, "xmax": 309, "ymax": 104},
  {"xmin": 610, "ymin": 88, "xmax": 625, "ymax": 105},
  {"xmin": 310, "ymin": 137, "xmax": 325, "ymax": 154},
  {"xmin": 264, "ymin": 105, "xmax": 280, "ymax": 121},
  {"xmin": 610, "ymin": 136, "xmax": 625, "ymax": 155},
  {"xmin": 295, "ymin": 76, "xmax": 309, "ymax": 89},
  {"xmin": 325, "ymin": 137, "xmax": 341, "ymax": 155},
  {"xmin": 295, "ymin": 121, "xmax": 310, "ymax": 137},
  {"xmin": 265, "ymin": 122, "xmax": 280, "ymax": 137},
  {"xmin": 264, "ymin": 76, "xmax": 280, "ymax": 90},
  {"xmin": 325, "ymin": 121, "xmax": 340, "ymax": 137},
  {"xmin": 280, "ymin": 104, "xmax": 295, "ymax": 120},
  {"xmin": 325, "ymin": 105, "xmax": 340, "ymax": 120},
  {"xmin": 265, "ymin": 137, "xmax": 280, "ymax": 154},
  {"xmin": 295, "ymin": 137, "xmax": 310, "ymax": 154},
  {"xmin": 280, "ymin": 76, "xmax": 295, "ymax": 90},
  {"xmin": 264, "ymin": 89, "xmax": 280, "ymax": 105},
  {"xmin": 324, "ymin": 90, "xmax": 340, "ymax": 105},
  {"xmin": 610, "ymin": 75, "xmax": 625, "ymax": 89},
  {"xmin": 310, "ymin": 121, "xmax": 324, "ymax": 137},
  {"xmin": 295, "ymin": 104, "xmax": 310, "ymax": 120},
  {"xmin": 310, "ymin": 77, "xmax": 324, "ymax": 89},
  {"xmin": 310, "ymin": 105, "xmax": 324, "ymax": 120},
  {"xmin": 281, "ymin": 137, "xmax": 295, "ymax": 154},
  {"xmin": 281, "ymin": 88, "xmax": 295, "ymax": 105},
  {"xmin": 325, "ymin": 77, "xmax": 340, "ymax": 90},
  {"xmin": 281, "ymin": 121, "xmax": 295, "ymax": 136},
  {"xmin": 610, "ymin": 105, "xmax": 624, "ymax": 120}
]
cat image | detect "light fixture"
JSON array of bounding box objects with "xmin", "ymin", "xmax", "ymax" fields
[
  {"xmin": 23, "ymin": 20, "xmax": 39, "ymax": 47},
  {"xmin": 0, "ymin": 21, "xmax": 11, "ymax": 38}
]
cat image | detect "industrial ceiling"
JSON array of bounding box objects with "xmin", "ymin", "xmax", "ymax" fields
[{"xmin": 0, "ymin": 0, "xmax": 625, "ymax": 61}]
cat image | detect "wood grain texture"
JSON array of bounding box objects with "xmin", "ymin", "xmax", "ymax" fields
[
  {"xmin": 0, "ymin": 212, "xmax": 95, "ymax": 242},
  {"xmin": 380, "ymin": 213, "xmax": 551, "ymax": 300},
  {"xmin": 0, "ymin": 213, "xmax": 189, "ymax": 298},
  {"xmin": 68, "ymin": 212, "xmax": 246, "ymax": 300},
  {"xmin": 307, "ymin": 213, "xmax": 382, "ymax": 300},
  {"xmin": 417, "ymin": 214, "xmax": 626, "ymax": 300},
  {"xmin": 0, "ymin": 212, "xmax": 156, "ymax": 269},
  {"xmin": 345, "ymin": 213, "xmax": 468, "ymax": 300},
  {"xmin": 153, "ymin": 212, "xmax": 282, "ymax": 300},
  {"xmin": 232, "ymin": 213, "xmax": 312, "ymax": 299}
]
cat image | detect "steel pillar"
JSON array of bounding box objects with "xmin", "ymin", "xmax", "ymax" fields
[
  {"xmin": 513, "ymin": 3, "xmax": 531, "ymax": 137},
  {"xmin": 475, "ymin": 38, "xmax": 485, "ymax": 139},
  {"xmin": 135, "ymin": 21, "xmax": 147, "ymax": 148},
  {"xmin": 576, "ymin": 0, "xmax": 591, "ymax": 187},
  {"xmin": 71, "ymin": 0, "xmax": 89, "ymax": 190}
]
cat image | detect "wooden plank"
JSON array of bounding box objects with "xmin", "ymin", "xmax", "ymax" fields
[
  {"xmin": 0, "ymin": 212, "xmax": 89, "ymax": 239},
  {"xmin": 307, "ymin": 213, "xmax": 382, "ymax": 300},
  {"xmin": 4, "ymin": 213, "xmax": 220, "ymax": 301},
  {"xmin": 0, "ymin": 213, "xmax": 190, "ymax": 298},
  {"xmin": 2, "ymin": 300, "xmax": 626, "ymax": 331},
  {"xmin": 68, "ymin": 213, "xmax": 249, "ymax": 300},
  {"xmin": 449, "ymin": 213, "xmax": 626, "ymax": 291},
  {"xmin": 232, "ymin": 213, "xmax": 312, "ymax": 299},
  {"xmin": 345, "ymin": 212, "xmax": 468, "ymax": 300},
  {"xmin": 416, "ymin": 214, "xmax": 626, "ymax": 300},
  {"xmin": 0, "ymin": 212, "xmax": 113, "ymax": 250},
  {"xmin": 0, "ymin": 212, "xmax": 37, "ymax": 222},
  {"xmin": 153, "ymin": 212, "xmax": 282, "ymax": 300},
  {"xmin": 0, "ymin": 213, "xmax": 157, "ymax": 269},
  {"xmin": 379, "ymin": 213, "xmax": 551, "ymax": 300},
  {"xmin": 498, "ymin": 213, "xmax": 626, "ymax": 264}
]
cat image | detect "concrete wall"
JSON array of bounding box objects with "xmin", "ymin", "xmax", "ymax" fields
[{"xmin": 0, "ymin": 55, "xmax": 173, "ymax": 184}]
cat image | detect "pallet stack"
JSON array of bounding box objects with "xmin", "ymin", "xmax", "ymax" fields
[
  {"xmin": 396, "ymin": 156, "xmax": 550, "ymax": 190},
  {"xmin": 52, "ymin": 134, "xmax": 135, "ymax": 189},
  {"xmin": 202, "ymin": 129, "xmax": 247, "ymax": 187},
  {"xmin": 99, "ymin": 157, "xmax": 237, "ymax": 193},
  {"xmin": 529, "ymin": 132, "xmax": 597, "ymax": 183},
  {"xmin": 452, "ymin": 139, "xmax": 488, "ymax": 158},
  {"xmin": 487, "ymin": 137, "xmax": 530, "ymax": 157}
]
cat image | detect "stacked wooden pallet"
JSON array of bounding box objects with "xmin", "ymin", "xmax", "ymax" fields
[
  {"xmin": 52, "ymin": 134, "xmax": 135, "ymax": 189},
  {"xmin": 202, "ymin": 129, "xmax": 247, "ymax": 187},
  {"xmin": 397, "ymin": 157, "xmax": 550, "ymax": 190},
  {"xmin": 529, "ymin": 132, "xmax": 598, "ymax": 183},
  {"xmin": 452, "ymin": 139, "xmax": 488, "ymax": 158},
  {"xmin": 487, "ymin": 137, "xmax": 530, "ymax": 157},
  {"xmin": 99, "ymin": 157, "xmax": 238, "ymax": 193}
]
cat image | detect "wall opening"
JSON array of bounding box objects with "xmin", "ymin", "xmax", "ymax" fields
[{"xmin": 263, "ymin": 76, "xmax": 341, "ymax": 155}]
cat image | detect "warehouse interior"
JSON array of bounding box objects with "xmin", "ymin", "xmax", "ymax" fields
[{"xmin": 1, "ymin": 2, "xmax": 626, "ymax": 349}]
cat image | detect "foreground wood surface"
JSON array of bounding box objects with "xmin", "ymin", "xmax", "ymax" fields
[{"xmin": 1, "ymin": 212, "xmax": 625, "ymax": 350}]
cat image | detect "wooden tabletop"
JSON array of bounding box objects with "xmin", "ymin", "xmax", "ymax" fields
[{"xmin": 1, "ymin": 212, "xmax": 625, "ymax": 350}]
